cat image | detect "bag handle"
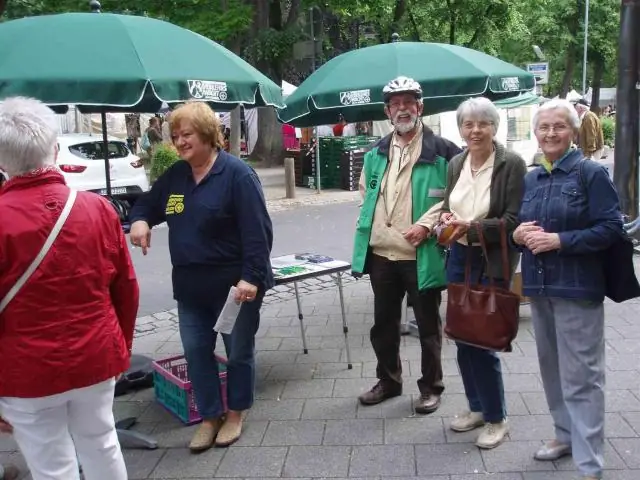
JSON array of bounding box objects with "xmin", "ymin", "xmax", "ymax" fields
[
  {"xmin": 474, "ymin": 219, "xmax": 512, "ymax": 286},
  {"xmin": 0, "ymin": 190, "xmax": 77, "ymax": 314}
]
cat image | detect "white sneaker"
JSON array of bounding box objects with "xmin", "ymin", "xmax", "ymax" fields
[
  {"xmin": 450, "ymin": 411, "xmax": 484, "ymax": 432},
  {"xmin": 475, "ymin": 420, "xmax": 508, "ymax": 449}
]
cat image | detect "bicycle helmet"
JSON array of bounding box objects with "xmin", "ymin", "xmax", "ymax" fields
[{"xmin": 383, "ymin": 76, "xmax": 422, "ymax": 103}]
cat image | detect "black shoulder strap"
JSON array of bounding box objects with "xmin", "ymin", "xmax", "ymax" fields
[{"xmin": 576, "ymin": 158, "xmax": 588, "ymax": 199}]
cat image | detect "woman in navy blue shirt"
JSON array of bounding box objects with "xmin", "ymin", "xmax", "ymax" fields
[
  {"xmin": 130, "ymin": 102, "xmax": 274, "ymax": 451},
  {"xmin": 512, "ymin": 99, "xmax": 622, "ymax": 480}
]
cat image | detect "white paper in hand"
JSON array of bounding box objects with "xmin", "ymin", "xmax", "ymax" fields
[{"xmin": 214, "ymin": 286, "xmax": 242, "ymax": 334}]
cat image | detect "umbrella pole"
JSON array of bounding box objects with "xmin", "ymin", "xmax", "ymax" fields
[
  {"xmin": 101, "ymin": 110, "xmax": 112, "ymax": 197},
  {"xmin": 314, "ymin": 127, "xmax": 321, "ymax": 193}
]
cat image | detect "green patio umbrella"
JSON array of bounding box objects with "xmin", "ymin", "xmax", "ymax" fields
[
  {"xmin": 0, "ymin": 11, "xmax": 283, "ymax": 196},
  {"xmin": 0, "ymin": 12, "xmax": 284, "ymax": 112},
  {"xmin": 494, "ymin": 91, "xmax": 542, "ymax": 109},
  {"xmin": 278, "ymin": 42, "xmax": 535, "ymax": 127}
]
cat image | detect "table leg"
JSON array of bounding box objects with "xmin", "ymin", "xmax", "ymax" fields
[
  {"xmin": 335, "ymin": 272, "xmax": 353, "ymax": 369},
  {"xmin": 293, "ymin": 281, "xmax": 308, "ymax": 354}
]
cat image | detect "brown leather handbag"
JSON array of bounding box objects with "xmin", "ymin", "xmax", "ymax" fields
[{"xmin": 444, "ymin": 221, "xmax": 520, "ymax": 352}]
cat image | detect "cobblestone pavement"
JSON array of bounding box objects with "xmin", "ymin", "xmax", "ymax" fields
[{"xmin": 3, "ymin": 280, "xmax": 640, "ymax": 479}]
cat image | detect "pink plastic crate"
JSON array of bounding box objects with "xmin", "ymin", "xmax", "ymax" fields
[{"xmin": 152, "ymin": 354, "xmax": 228, "ymax": 425}]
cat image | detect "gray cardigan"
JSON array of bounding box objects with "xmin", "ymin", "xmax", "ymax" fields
[{"xmin": 441, "ymin": 141, "xmax": 527, "ymax": 281}]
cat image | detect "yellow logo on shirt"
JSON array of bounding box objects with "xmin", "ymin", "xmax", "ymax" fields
[{"xmin": 166, "ymin": 194, "xmax": 185, "ymax": 215}]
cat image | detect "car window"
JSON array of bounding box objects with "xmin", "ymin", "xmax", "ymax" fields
[{"xmin": 68, "ymin": 141, "xmax": 130, "ymax": 160}]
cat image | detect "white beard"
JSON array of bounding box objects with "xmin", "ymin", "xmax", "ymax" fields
[{"xmin": 393, "ymin": 113, "xmax": 418, "ymax": 134}]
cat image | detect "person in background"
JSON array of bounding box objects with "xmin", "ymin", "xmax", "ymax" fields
[
  {"xmin": 512, "ymin": 99, "xmax": 622, "ymax": 480},
  {"xmin": 129, "ymin": 101, "xmax": 274, "ymax": 452},
  {"xmin": 439, "ymin": 97, "xmax": 526, "ymax": 449},
  {"xmin": 162, "ymin": 111, "xmax": 172, "ymax": 143},
  {"xmin": 146, "ymin": 117, "xmax": 162, "ymax": 149},
  {"xmin": 125, "ymin": 113, "xmax": 141, "ymax": 152},
  {"xmin": 343, "ymin": 121, "xmax": 357, "ymax": 137},
  {"xmin": 316, "ymin": 124, "xmax": 334, "ymax": 137},
  {"xmin": 333, "ymin": 116, "xmax": 346, "ymax": 136},
  {"xmin": 572, "ymin": 98, "xmax": 604, "ymax": 160},
  {"xmin": 0, "ymin": 97, "xmax": 138, "ymax": 480},
  {"xmin": 352, "ymin": 76, "xmax": 461, "ymax": 414}
]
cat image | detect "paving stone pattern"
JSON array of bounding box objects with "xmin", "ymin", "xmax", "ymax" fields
[{"xmin": 3, "ymin": 280, "xmax": 640, "ymax": 479}]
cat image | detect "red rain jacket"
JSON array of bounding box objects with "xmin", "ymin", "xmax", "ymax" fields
[{"xmin": 0, "ymin": 169, "xmax": 138, "ymax": 398}]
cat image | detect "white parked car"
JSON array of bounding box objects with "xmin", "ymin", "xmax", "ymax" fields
[{"xmin": 56, "ymin": 133, "xmax": 150, "ymax": 198}]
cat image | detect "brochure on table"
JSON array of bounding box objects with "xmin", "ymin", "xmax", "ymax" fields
[{"xmin": 271, "ymin": 254, "xmax": 350, "ymax": 280}]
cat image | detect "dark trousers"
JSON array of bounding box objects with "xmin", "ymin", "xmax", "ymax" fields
[
  {"xmin": 368, "ymin": 254, "xmax": 444, "ymax": 395},
  {"xmin": 446, "ymin": 243, "xmax": 507, "ymax": 422},
  {"xmin": 178, "ymin": 290, "xmax": 263, "ymax": 419}
]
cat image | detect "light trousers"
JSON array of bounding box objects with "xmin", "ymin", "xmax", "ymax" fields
[
  {"xmin": 0, "ymin": 378, "xmax": 127, "ymax": 480},
  {"xmin": 530, "ymin": 296, "xmax": 605, "ymax": 479}
]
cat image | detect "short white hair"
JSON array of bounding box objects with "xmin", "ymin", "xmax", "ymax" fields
[
  {"xmin": 456, "ymin": 97, "xmax": 500, "ymax": 136},
  {"xmin": 532, "ymin": 98, "xmax": 580, "ymax": 131},
  {"xmin": 0, "ymin": 97, "xmax": 59, "ymax": 177}
]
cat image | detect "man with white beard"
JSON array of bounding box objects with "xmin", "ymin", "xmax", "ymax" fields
[{"xmin": 352, "ymin": 76, "xmax": 461, "ymax": 413}]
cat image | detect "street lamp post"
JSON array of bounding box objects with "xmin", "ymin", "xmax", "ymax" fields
[
  {"xmin": 308, "ymin": 7, "xmax": 322, "ymax": 193},
  {"xmin": 582, "ymin": 0, "xmax": 590, "ymax": 95}
]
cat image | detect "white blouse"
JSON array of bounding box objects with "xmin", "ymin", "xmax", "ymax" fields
[{"xmin": 448, "ymin": 152, "xmax": 495, "ymax": 244}]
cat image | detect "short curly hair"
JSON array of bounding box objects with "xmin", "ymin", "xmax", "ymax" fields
[
  {"xmin": 0, "ymin": 96, "xmax": 59, "ymax": 177},
  {"xmin": 169, "ymin": 101, "xmax": 225, "ymax": 150}
]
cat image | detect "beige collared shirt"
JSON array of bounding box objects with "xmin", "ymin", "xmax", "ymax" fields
[
  {"xmin": 449, "ymin": 152, "xmax": 495, "ymax": 244},
  {"xmin": 359, "ymin": 126, "xmax": 443, "ymax": 261}
]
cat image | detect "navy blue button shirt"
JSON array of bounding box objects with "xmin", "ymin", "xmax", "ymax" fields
[
  {"xmin": 129, "ymin": 151, "xmax": 274, "ymax": 306},
  {"xmin": 518, "ymin": 148, "xmax": 623, "ymax": 302}
]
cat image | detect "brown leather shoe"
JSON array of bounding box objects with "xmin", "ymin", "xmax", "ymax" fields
[
  {"xmin": 414, "ymin": 393, "xmax": 441, "ymax": 414},
  {"xmin": 358, "ymin": 381, "xmax": 402, "ymax": 405},
  {"xmin": 1, "ymin": 464, "xmax": 20, "ymax": 480}
]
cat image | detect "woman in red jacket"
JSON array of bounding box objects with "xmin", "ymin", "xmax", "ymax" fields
[{"xmin": 0, "ymin": 97, "xmax": 139, "ymax": 480}]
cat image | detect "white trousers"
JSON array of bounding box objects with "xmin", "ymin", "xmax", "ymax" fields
[{"xmin": 0, "ymin": 378, "xmax": 127, "ymax": 480}]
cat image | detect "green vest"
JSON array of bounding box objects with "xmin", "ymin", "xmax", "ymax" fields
[{"xmin": 352, "ymin": 145, "xmax": 448, "ymax": 290}]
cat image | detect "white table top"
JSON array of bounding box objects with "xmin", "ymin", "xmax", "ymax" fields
[{"xmin": 271, "ymin": 254, "xmax": 351, "ymax": 284}]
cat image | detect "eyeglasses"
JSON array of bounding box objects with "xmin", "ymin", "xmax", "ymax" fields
[
  {"xmin": 388, "ymin": 99, "xmax": 418, "ymax": 109},
  {"xmin": 461, "ymin": 121, "xmax": 493, "ymax": 130},
  {"xmin": 537, "ymin": 124, "xmax": 570, "ymax": 134}
]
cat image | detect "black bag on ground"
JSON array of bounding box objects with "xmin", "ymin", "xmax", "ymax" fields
[{"xmin": 114, "ymin": 354, "xmax": 155, "ymax": 397}]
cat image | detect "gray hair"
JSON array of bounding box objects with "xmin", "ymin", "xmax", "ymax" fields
[
  {"xmin": 532, "ymin": 98, "xmax": 580, "ymax": 131},
  {"xmin": 0, "ymin": 97, "xmax": 59, "ymax": 178},
  {"xmin": 456, "ymin": 97, "xmax": 500, "ymax": 136}
]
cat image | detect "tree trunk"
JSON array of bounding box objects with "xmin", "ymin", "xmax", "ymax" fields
[
  {"xmin": 284, "ymin": 0, "xmax": 301, "ymax": 28},
  {"xmin": 590, "ymin": 54, "xmax": 605, "ymax": 113},
  {"xmin": 464, "ymin": 5, "xmax": 494, "ymax": 48},
  {"xmin": 446, "ymin": 0, "xmax": 456, "ymax": 44},
  {"xmin": 247, "ymin": 0, "xmax": 283, "ymax": 167},
  {"xmin": 560, "ymin": 46, "xmax": 576, "ymax": 98},
  {"xmin": 325, "ymin": 11, "xmax": 344, "ymax": 54},
  {"xmin": 226, "ymin": 38, "xmax": 243, "ymax": 157},
  {"xmin": 0, "ymin": 0, "xmax": 7, "ymax": 17},
  {"xmin": 251, "ymin": 107, "xmax": 283, "ymax": 166},
  {"xmin": 613, "ymin": 0, "xmax": 640, "ymax": 217},
  {"xmin": 230, "ymin": 106, "xmax": 242, "ymax": 157},
  {"xmin": 407, "ymin": 8, "xmax": 422, "ymax": 41},
  {"xmin": 389, "ymin": 0, "xmax": 407, "ymax": 40}
]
